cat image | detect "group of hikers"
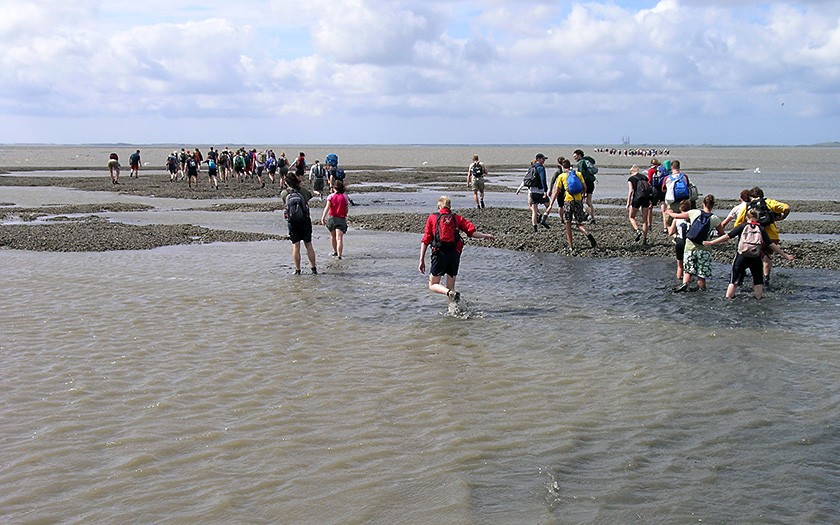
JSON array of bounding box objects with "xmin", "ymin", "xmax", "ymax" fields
[{"xmin": 419, "ymin": 151, "xmax": 795, "ymax": 305}]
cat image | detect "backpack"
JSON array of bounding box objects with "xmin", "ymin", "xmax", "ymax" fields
[
  {"xmin": 672, "ymin": 173, "xmax": 690, "ymax": 200},
  {"xmin": 737, "ymin": 222, "xmax": 765, "ymax": 257},
  {"xmin": 634, "ymin": 175, "xmax": 653, "ymax": 200},
  {"xmin": 208, "ymin": 160, "xmax": 217, "ymax": 171},
  {"xmin": 581, "ymin": 156, "xmax": 599, "ymax": 180},
  {"xmin": 685, "ymin": 210, "xmax": 712, "ymax": 244},
  {"xmin": 266, "ymin": 157, "xmax": 277, "ymax": 170},
  {"xmin": 566, "ymin": 170, "xmax": 583, "ymax": 195},
  {"xmin": 325, "ymin": 153, "xmax": 339, "ymax": 167},
  {"xmin": 432, "ymin": 212, "xmax": 461, "ymax": 250},
  {"xmin": 471, "ymin": 162, "xmax": 484, "ymax": 178},
  {"xmin": 296, "ymin": 157, "xmax": 306, "ymax": 171},
  {"xmin": 746, "ymin": 197, "xmax": 775, "ymax": 227},
  {"xmin": 653, "ymin": 165, "xmax": 668, "ymax": 189},
  {"xmin": 313, "ymin": 165, "xmax": 325, "ymax": 179},
  {"xmin": 523, "ymin": 165, "xmax": 539, "ymax": 188},
  {"xmin": 186, "ymin": 157, "xmax": 197, "ymax": 171},
  {"xmin": 333, "ymin": 168, "xmax": 346, "ymax": 181},
  {"xmin": 284, "ymin": 191, "xmax": 309, "ymax": 223}
]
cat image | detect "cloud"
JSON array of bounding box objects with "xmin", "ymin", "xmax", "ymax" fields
[{"xmin": 1, "ymin": 0, "xmax": 839, "ymax": 144}]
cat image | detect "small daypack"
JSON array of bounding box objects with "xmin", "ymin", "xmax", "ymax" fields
[
  {"xmin": 746, "ymin": 198, "xmax": 775, "ymax": 227},
  {"xmin": 685, "ymin": 210, "xmax": 712, "ymax": 244},
  {"xmin": 653, "ymin": 165, "xmax": 668, "ymax": 189},
  {"xmin": 333, "ymin": 168, "xmax": 346, "ymax": 181},
  {"xmin": 566, "ymin": 170, "xmax": 583, "ymax": 195},
  {"xmin": 582, "ymin": 156, "xmax": 599, "ymax": 176},
  {"xmin": 313, "ymin": 165, "xmax": 325, "ymax": 179},
  {"xmin": 432, "ymin": 212, "xmax": 460, "ymax": 250},
  {"xmin": 737, "ymin": 222, "xmax": 764, "ymax": 257},
  {"xmin": 523, "ymin": 165, "xmax": 539, "ymax": 188},
  {"xmin": 672, "ymin": 173, "xmax": 690, "ymax": 200},
  {"xmin": 284, "ymin": 191, "xmax": 309, "ymax": 223},
  {"xmin": 471, "ymin": 162, "xmax": 484, "ymax": 178},
  {"xmin": 635, "ymin": 175, "xmax": 653, "ymax": 200},
  {"xmin": 208, "ymin": 160, "xmax": 217, "ymax": 171}
]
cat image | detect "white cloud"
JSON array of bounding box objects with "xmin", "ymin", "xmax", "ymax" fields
[{"xmin": 1, "ymin": 0, "xmax": 839, "ymax": 144}]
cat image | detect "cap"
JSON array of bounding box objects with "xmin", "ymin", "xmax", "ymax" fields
[{"xmin": 535, "ymin": 153, "xmax": 547, "ymax": 160}]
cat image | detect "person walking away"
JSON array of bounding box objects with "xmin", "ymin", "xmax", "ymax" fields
[
  {"xmin": 516, "ymin": 153, "xmax": 551, "ymax": 232},
  {"xmin": 256, "ymin": 149, "xmax": 267, "ymax": 188},
  {"xmin": 573, "ymin": 149, "xmax": 598, "ymax": 223},
  {"xmin": 166, "ymin": 152, "xmax": 179, "ymax": 181},
  {"xmin": 667, "ymin": 199, "xmax": 692, "ymax": 281},
  {"xmin": 294, "ymin": 152, "xmax": 307, "ymax": 181},
  {"xmin": 129, "ymin": 150, "xmax": 141, "ymax": 178},
  {"xmin": 320, "ymin": 180, "xmax": 349, "ymax": 259},
  {"xmin": 545, "ymin": 158, "xmax": 597, "ymax": 252},
  {"xmin": 648, "ymin": 158, "xmax": 669, "ymax": 233},
  {"xmin": 732, "ymin": 186, "xmax": 791, "ymax": 287},
  {"xmin": 418, "ymin": 196, "xmax": 495, "ymax": 304},
  {"xmin": 185, "ymin": 154, "xmax": 199, "ymax": 189},
  {"xmin": 204, "ymin": 157, "xmax": 219, "ymax": 189},
  {"xmin": 663, "ymin": 160, "xmax": 692, "ymax": 228},
  {"xmin": 666, "ymin": 194, "xmax": 724, "ymax": 292},
  {"xmin": 705, "ymin": 208, "xmax": 795, "ymax": 299},
  {"xmin": 627, "ymin": 165, "xmax": 653, "ymax": 244},
  {"xmin": 310, "ymin": 160, "xmax": 327, "ymax": 194},
  {"xmin": 280, "ymin": 174, "xmax": 319, "ymax": 275},
  {"xmin": 467, "ymin": 154, "xmax": 487, "ymax": 209}
]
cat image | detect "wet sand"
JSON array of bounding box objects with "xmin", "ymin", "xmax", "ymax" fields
[{"xmin": 1, "ymin": 172, "xmax": 838, "ymax": 269}]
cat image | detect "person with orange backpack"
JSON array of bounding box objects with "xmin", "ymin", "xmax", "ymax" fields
[{"xmin": 418, "ymin": 196, "xmax": 495, "ymax": 304}]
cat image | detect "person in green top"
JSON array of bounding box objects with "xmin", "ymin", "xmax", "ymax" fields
[{"xmin": 666, "ymin": 194, "xmax": 724, "ymax": 292}]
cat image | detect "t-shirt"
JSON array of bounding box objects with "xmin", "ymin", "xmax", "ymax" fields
[
  {"xmin": 529, "ymin": 164, "xmax": 548, "ymax": 194},
  {"xmin": 556, "ymin": 171, "xmax": 583, "ymax": 202},
  {"xmin": 684, "ymin": 209, "xmax": 721, "ymax": 251},
  {"xmin": 726, "ymin": 202, "xmax": 746, "ymax": 224},
  {"xmin": 326, "ymin": 193, "xmax": 349, "ymax": 219},
  {"xmin": 734, "ymin": 197, "xmax": 789, "ymax": 241}
]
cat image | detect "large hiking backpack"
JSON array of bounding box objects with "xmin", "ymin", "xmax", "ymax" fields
[
  {"xmin": 746, "ymin": 197, "xmax": 775, "ymax": 227},
  {"xmin": 672, "ymin": 173, "xmax": 690, "ymax": 200},
  {"xmin": 566, "ymin": 170, "xmax": 584, "ymax": 195},
  {"xmin": 737, "ymin": 222, "xmax": 765, "ymax": 257},
  {"xmin": 284, "ymin": 191, "xmax": 309, "ymax": 223},
  {"xmin": 432, "ymin": 212, "xmax": 461, "ymax": 250},
  {"xmin": 653, "ymin": 165, "xmax": 668, "ymax": 189},
  {"xmin": 635, "ymin": 175, "xmax": 653, "ymax": 200},
  {"xmin": 685, "ymin": 210, "xmax": 712, "ymax": 244}
]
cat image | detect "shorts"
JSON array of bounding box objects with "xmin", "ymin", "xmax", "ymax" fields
[
  {"xmin": 130, "ymin": 163, "xmax": 139, "ymax": 170},
  {"xmin": 632, "ymin": 197, "xmax": 651, "ymax": 209},
  {"xmin": 563, "ymin": 200, "xmax": 589, "ymax": 224},
  {"xmin": 731, "ymin": 254, "xmax": 764, "ymax": 286},
  {"xmin": 529, "ymin": 192, "xmax": 549, "ymax": 205},
  {"xmin": 108, "ymin": 159, "xmax": 120, "ymax": 170},
  {"xmin": 288, "ymin": 220, "xmax": 313, "ymax": 244},
  {"xmin": 326, "ymin": 216, "xmax": 347, "ymax": 233},
  {"xmin": 168, "ymin": 165, "xmax": 177, "ymax": 174},
  {"xmin": 313, "ymin": 177, "xmax": 326, "ymax": 192},
  {"xmin": 683, "ymin": 249, "xmax": 713, "ymax": 279},
  {"xmin": 674, "ymin": 237, "xmax": 686, "ymax": 261},
  {"xmin": 584, "ymin": 178, "xmax": 596, "ymax": 194},
  {"xmin": 471, "ymin": 177, "xmax": 485, "ymax": 192},
  {"xmin": 430, "ymin": 248, "xmax": 461, "ymax": 277},
  {"xmin": 763, "ymin": 239, "xmax": 779, "ymax": 257}
]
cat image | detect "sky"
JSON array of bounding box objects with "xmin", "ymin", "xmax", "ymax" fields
[{"xmin": 1, "ymin": 0, "xmax": 839, "ymax": 146}]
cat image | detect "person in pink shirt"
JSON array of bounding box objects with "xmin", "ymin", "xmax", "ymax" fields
[{"xmin": 321, "ymin": 180, "xmax": 350, "ymax": 259}]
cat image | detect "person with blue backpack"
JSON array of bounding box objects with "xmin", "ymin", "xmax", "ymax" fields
[
  {"xmin": 666, "ymin": 194, "xmax": 724, "ymax": 292},
  {"xmin": 545, "ymin": 158, "xmax": 597, "ymax": 252},
  {"xmin": 663, "ymin": 159, "xmax": 692, "ymax": 229}
]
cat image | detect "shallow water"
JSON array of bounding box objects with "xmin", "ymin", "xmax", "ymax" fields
[{"xmin": 2, "ymin": 145, "xmax": 840, "ymax": 523}]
